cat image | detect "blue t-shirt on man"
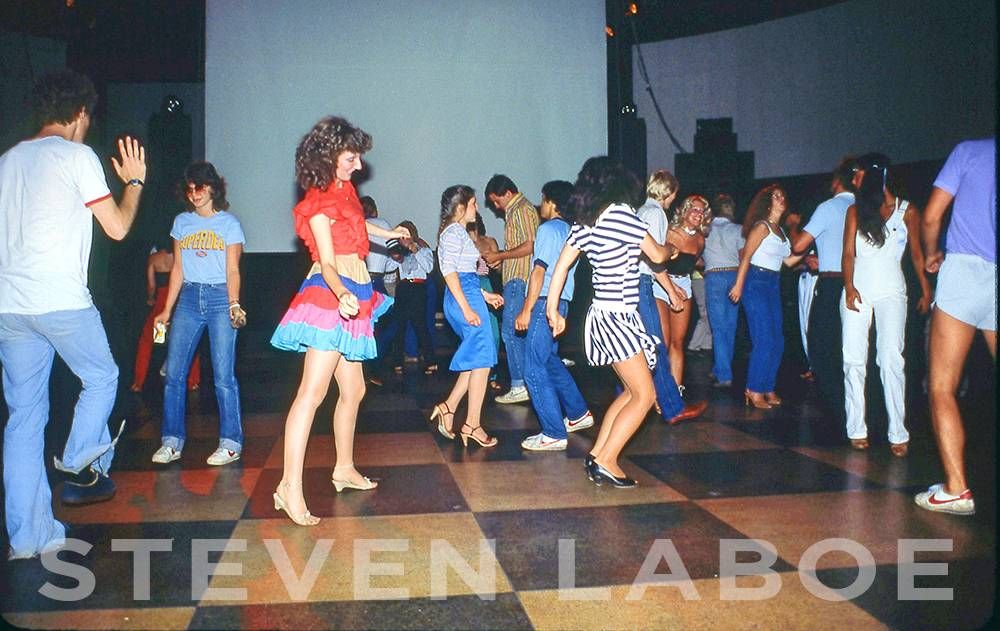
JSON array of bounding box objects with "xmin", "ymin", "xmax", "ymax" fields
[
  {"xmin": 532, "ymin": 217, "xmax": 577, "ymax": 302},
  {"xmin": 170, "ymin": 211, "xmax": 246, "ymax": 284}
]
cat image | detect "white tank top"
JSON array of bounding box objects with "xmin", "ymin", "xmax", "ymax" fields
[
  {"xmin": 854, "ymin": 199, "xmax": 909, "ymax": 292},
  {"xmin": 750, "ymin": 222, "xmax": 791, "ymax": 271}
]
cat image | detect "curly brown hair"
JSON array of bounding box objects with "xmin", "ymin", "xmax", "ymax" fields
[
  {"xmin": 31, "ymin": 70, "xmax": 98, "ymax": 128},
  {"xmin": 741, "ymin": 184, "xmax": 783, "ymax": 237},
  {"xmin": 295, "ymin": 116, "xmax": 372, "ymax": 191}
]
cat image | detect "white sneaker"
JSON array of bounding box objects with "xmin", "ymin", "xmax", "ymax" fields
[
  {"xmin": 521, "ymin": 433, "xmax": 567, "ymax": 451},
  {"xmin": 914, "ymin": 483, "xmax": 975, "ymax": 515},
  {"xmin": 495, "ymin": 386, "xmax": 530, "ymax": 404},
  {"xmin": 561, "ymin": 357, "xmax": 576, "ymax": 367},
  {"xmin": 151, "ymin": 445, "xmax": 182, "ymax": 464},
  {"xmin": 206, "ymin": 447, "xmax": 241, "ymax": 466},
  {"xmin": 564, "ymin": 411, "xmax": 595, "ymax": 433}
]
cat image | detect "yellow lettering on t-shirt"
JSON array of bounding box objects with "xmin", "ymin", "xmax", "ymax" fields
[{"xmin": 178, "ymin": 230, "xmax": 226, "ymax": 251}]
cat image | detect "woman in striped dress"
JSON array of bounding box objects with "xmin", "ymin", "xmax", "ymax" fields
[
  {"xmin": 430, "ymin": 186, "xmax": 505, "ymax": 446},
  {"xmin": 269, "ymin": 116, "xmax": 409, "ymax": 526},
  {"xmin": 546, "ymin": 157, "xmax": 678, "ymax": 488}
]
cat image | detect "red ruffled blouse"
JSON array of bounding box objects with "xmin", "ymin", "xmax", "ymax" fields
[{"xmin": 293, "ymin": 181, "xmax": 369, "ymax": 261}]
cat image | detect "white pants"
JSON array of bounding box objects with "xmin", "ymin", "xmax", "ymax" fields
[
  {"xmin": 798, "ymin": 272, "xmax": 818, "ymax": 363},
  {"xmin": 687, "ymin": 276, "xmax": 712, "ymax": 350},
  {"xmin": 840, "ymin": 290, "xmax": 908, "ymax": 444}
]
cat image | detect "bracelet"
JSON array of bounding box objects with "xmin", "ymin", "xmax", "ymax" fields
[
  {"xmin": 229, "ymin": 301, "xmax": 241, "ymax": 309},
  {"xmin": 127, "ymin": 178, "xmax": 144, "ymax": 187}
]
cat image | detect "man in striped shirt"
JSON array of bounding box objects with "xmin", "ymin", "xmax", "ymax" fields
[{"xmin": 483, "ymin": 174, "xmax": 539, "ymax": 404}]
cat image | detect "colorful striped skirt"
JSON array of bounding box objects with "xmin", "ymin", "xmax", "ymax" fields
[{"xmin": 270, "ymin": 258, "xmax": 392, "ymax": 361}]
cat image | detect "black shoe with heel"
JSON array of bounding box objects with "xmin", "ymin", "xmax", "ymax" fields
[{"xmin": 591, "ymin": 462, "xmax": 637, "ymax": 488}]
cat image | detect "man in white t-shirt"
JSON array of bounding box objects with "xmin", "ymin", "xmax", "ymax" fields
[{"xmin": 0, "ymin": 70, "xmax": 147, "ymax": 560}]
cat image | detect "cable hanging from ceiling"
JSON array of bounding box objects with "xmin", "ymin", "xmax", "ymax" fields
[{"xmin": 627, "ymin": 11, "xmax": 689, "ymax": 154}]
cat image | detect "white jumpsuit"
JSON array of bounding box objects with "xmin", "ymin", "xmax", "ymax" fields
[{"xmin": 841, "ymin": 199, "xmax": 910, "ymax": 445}]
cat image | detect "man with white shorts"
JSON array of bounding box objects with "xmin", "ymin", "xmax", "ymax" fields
[{"xmin": 914, "ymin": 138, "xmax": 996, "ymax": 516}]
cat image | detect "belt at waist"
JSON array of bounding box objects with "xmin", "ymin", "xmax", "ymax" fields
[
  {"xmin": 818, "ymin": 271, "xmax": 843, "ymax": 278},
  {"xmin": 750, "ymin": 265, "xmax": 779, "ymax": 275},
  {"xmin": 705, "ymin": 266, "xmax": 738, "ymax": 273},
  {"xmin": 401, "ymin": 278, "xmax": 426, "ymax": 284}
]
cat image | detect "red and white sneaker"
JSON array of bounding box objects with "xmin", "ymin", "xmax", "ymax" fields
[
  {"xmin": 521, "ymin": 433, "xmax": 567, "ymax": 451},
  {"xmin": 564, "ymin": 411, "xmax": 594, "ymax": 433},
  {"xmin": 914, "ymin": 483, "xmax": 975, "ymax": 515},
  {"xmin": 206, "ymin": 447, "xmax": 241, "ymax": 466}
]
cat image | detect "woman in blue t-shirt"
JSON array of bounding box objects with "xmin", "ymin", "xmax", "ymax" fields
[{"xmin": 151, "ymin": 162, "xmax": 247, "ymax": 466}]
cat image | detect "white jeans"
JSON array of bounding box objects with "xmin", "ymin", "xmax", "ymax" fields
[{"xmin": 840, "ymin": 290, "xmax": 909, "ymax": 444}]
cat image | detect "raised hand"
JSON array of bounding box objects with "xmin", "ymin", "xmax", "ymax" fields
[{"xmin": 111, "ymin": 136, "xmax": 146, "ymax": 183}]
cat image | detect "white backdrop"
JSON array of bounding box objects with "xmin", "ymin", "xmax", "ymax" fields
[
  {"xmin": 206, "ymin": 0, "xmax": 607, "ymax": 252},
  {"xmin": 635, "ymin": 0, "xmax": 996, "ymax": 178}
]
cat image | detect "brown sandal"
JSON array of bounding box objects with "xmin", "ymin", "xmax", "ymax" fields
[
  {"xmin": 850, "ymin": 438, "xmax": 870, "ymax": 450},
  {"xmin": 890, "ymin": 442, "xmax": 908, "ymax": 457}
]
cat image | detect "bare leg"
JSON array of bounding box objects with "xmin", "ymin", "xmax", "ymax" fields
[
  {"xmin": 331, "ymin": 358, "xmax": 371, "ymax": 486},
  {"xmin": 590, "ymin": 386, "xmax": 631, "ymax": 457},
  {"xmin": 668, "ymin": 303, "xmax": 692, "ymax": 386},
  {"xmin": 593, "ymin": 354, "xmax": 655, "ymax": 477},
  {"xmin": 462, "ymin": 367, "xmax": 492, "ymax": 442},
  {"xmin": 279, "ymin": 348, "xmax": 339, "ymax": 520},
  {"xmin": 927, "ymin": 308, "xmax": 976, "ymax": 495}
]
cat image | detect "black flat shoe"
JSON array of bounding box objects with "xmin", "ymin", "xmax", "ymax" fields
[{"xmin": 591, "ymin": 462, "xmax": 637, "ymax": 488}]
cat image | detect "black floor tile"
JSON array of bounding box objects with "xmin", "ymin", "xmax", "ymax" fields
[
  {"xmin": 246, "ymin": 465, "xmax": 469, "ymax": 519},
  {"xmin": 0, "ymin": 520, "xmax": 238, "ymax": 612},
  {"xmin": 630, "ymin": 449, "xmax": 879, "ymax": 499},
  {"xmin": 475, "ymin": 501, "xmax": 794, "ymax": 591},
  {"xmin": 814, "ymin": 558, "xmax": 997, "ymax": 630},
  {"xmin": 190, "ymin": 592, "xmax": 533, "ymax": 630}
]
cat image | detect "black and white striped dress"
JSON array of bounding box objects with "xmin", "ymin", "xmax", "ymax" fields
[{"xmin": 566, "ymin": 204, "xmax": 659, "ymax": 369}]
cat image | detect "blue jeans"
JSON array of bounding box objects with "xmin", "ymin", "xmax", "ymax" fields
[
  {"xmin": 162, "ymin": 283, "xmax": 242, "ymax": 451},
  {"xmin": 501, "ymin": 279, "xmax": 527, "ymax": 388},
  {"xmin": 524, "ymin": 300, "xmax": 589, "ymax": 439},
  {"xmin": 741, "ymin": 267, "xmax": 784, "ymax": 393},
  {"xmin": 637, "ymin": 275, "xmax": 684, "ymax": 418},
  {"xmin": 705, "ymin": 270, "xmax": 739, "ymax": 382},
  {"xmin": 0, "ymin": 306, "xmax": 119, "ymax": 558}
]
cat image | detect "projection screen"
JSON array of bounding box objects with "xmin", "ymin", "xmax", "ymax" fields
[{"xmin": 205, "ymin": 0, "xmax": 607, "ymax": 253}]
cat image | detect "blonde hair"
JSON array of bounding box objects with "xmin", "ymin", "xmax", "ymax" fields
[
  {"xmin": 671, "ymin": 195, "xmax": 713, "ymax": 235},
  {"xmin": 646, "ymin": 170, "xmax": 679, "ymax": 201}
]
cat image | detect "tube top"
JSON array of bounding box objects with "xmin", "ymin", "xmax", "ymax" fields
[{"xmin": 666, "ymin": 252, "xmax": 698, "ymax": 276}]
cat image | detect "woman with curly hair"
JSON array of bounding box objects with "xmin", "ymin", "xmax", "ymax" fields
[
  {"xmin": 728, "ymin": 185, "xmax": 801, "ymax": 408},
  {"xmin": 270, "ymin": 116, "xmax": 408, "ymax": 526},
  {"xmin": 546, "ymin": 157, "xmax": 678, "ymax": 487},
  {"xmin": 660, "ymin": 195, "xmax": 711, "ymax": 391},
  {"xmin": 430, "ymin": 186, "xmax": 505, "ymax": 447},
  {"xmin": 841, "ymin": 153, "xmax": 931, "ymax": 455},
  {"xmin": 152, "ymin": 162, "xmax": 245, "ymax": 467}
]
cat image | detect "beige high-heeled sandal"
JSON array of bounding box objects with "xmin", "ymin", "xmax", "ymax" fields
[
  {"xmin": 330, "ymin": 465, "xmax": 378, "ymax": 493},
  {"xmin": 429, "ymin": 402, "xmax": 456, "ymax": 439},
  {"xmin": 459, "ymin": 424, "xmax": 498, "ymax": 448},
  {"xmin": 273, "ymin": 480, "xmax": 320, "ymax": 526}
]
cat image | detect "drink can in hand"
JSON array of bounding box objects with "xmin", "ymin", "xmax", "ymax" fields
[{"xmin": 153, "ymin": 321, "xmax": 167, "ymax": 344}]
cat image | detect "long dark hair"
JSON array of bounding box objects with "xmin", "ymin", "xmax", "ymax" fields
[
  {"xmin": 855, "ymin": 153, "xmax": 893, "ymax": 247},
  {"xmin": 439, "ymin": 185, "xmax": 476, "ymax": 236},
  {"xmin": 566, "ymin": 156, "xmax": 642, "ymax": 226},
  {"xmin": 741, "ymin": 184, "xmax": 782, "ymax": 237}
]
